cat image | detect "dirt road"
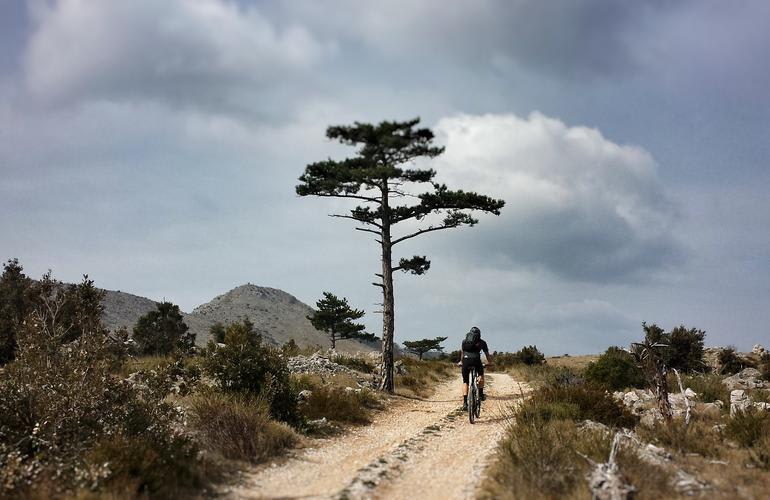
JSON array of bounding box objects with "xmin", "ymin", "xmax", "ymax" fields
[{"xmin": 225, "ymin": 373, "xmax": 528, "ymax": 500}]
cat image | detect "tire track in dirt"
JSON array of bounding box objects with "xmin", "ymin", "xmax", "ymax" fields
[{"xmin": 224, "ymin": 373, "xmax": 528, "ymax": 499}]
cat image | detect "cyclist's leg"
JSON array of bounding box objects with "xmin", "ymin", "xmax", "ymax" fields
[{"xmin": 477, "ymin": 360, "xmax": 486, "ymax": 400}]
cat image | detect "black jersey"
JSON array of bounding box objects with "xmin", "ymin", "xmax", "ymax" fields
[{"xmin": 462, "ymin": 339, "xmax": 489, "ymax": 357}]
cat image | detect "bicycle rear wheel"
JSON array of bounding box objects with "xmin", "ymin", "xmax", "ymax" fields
[{"xmin": 468, "ymin": 386, "xmax": 476, "ymax": 424}]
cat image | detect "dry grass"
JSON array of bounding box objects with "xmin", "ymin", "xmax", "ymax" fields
[
  {"xmin": 546, "ymin": 354, "xmax": 599, "ymax": 371},
  {"xmin": 482, "ymin": 419, "xmax": 609, "ymax": 500},
  {"xmin": 637, "ymin": 418, "xmax": 723, "ymax": 458},
  {"xmin": 300, "ymin": 385, "xmax": 381, "ymax": 424},
  {"xmin": 188, "ymin": 391, "xmax": 298, "ymax": 463},
  {"xmin": 394, "ymin": 358, "xmax": 454, "ymax": 397}
]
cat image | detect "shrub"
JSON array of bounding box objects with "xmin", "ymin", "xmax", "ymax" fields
[
  {"xmin": 584, "ymin": 346, "xmax": 646, "ymax": 391},
  {"xmin": 724, "ymin": 407, "xmax": 770, "ymax": 447},
  {"xmin": 0, "ymin": 296, "xmax": 201, "ymax": 497},
  {"xmin": 300, "ymin": 386, "xmax": 380, "ymax": 424},
  {"xmin": 514, "ymin": 345, "xmax": 546, "ymax": 366},
  {"xmin": 133, "ymin": 301, "xmax": 194, "ymax": 355},
  {"xmin": 282, "ymin": 338, "xmax": 300, "ymax": 355},
  {"xmin": 718, "ymin": 346, "xmax": 752, "ymax": 375},
  {"xmin": 519, "ymin": 382, "xmax": 637, "ymax": 428},
  {"xmin": 0, "ymin": 259, "xmax": 32, "ymax": 365},
  {"xmin": 188, "ymin": 391, "xmax": 297, "ymax": 463},
  {"xmin": 201, "ymin": 320, "xmax": 298, "ymax": 424},
  {"xmin": 664, "ymin": 325, "xmax": 706, "ymax": 373},
  {"xmin": 683, "ymin": 373, "xmax": 730, "ymax": 404}
]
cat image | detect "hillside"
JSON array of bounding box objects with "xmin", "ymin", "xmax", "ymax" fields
[
  {"xmin": 99, "ymin": 284, "xmax": 377, "ymax": 353},
  {"xmin": 184, "ymin": 284, "xmax": 377, "ymax": 352},
  {"xmin": 101, "ymin": 289, "xmax": 159, "ymax": 333}
]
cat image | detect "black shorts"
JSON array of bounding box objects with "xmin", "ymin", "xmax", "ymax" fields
[{"xmin": 461, "ymin": 356, "xmax": 484, "ymax": 384}]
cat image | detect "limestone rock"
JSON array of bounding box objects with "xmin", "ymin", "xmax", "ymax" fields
[{"xmin": 723, "ymin": 368, "xmax": 765, "ymax": 390}]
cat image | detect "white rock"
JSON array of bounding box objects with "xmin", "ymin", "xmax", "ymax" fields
[
  {"xmin": 623, "ymin": 392, "xmax": 641, "ymax": 407},
  {"xmin": 730, "ymin": 389, "xmax": 750, "ymax": 416},
  {"xmin": 752, "ymin": 344, "xmax": 766, "ymax": 355}
]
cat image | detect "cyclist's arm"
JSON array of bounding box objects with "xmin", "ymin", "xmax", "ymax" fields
[{"xmin": 484, "ymin": 349, "xmax": 492, "ymax": 364}]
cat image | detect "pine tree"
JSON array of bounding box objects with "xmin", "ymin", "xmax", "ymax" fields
[
  {"xmin": 0, "ymin": 259, "xmax": 32, "ymax": 364},
  {"xmin": 308, "ymin": 292, "xmax": 373, "ymax": 349},
  {"xmin": 403, "ymin": 336, "xmax": 448, "ymax": 360},
  {"xmin": 297, "ymin": 118, "xmax": 504, "ymax": 391}
]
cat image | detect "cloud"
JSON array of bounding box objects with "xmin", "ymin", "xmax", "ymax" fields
[
  {"xmin": 23, "ymin": 0, "xmax": 329, "ymax": 108},
  {"xmin": 429, "ymin": 112, "xmax": 681, "ymax": 282},
  {"xmin": 278, "ymin": 0, "xmax": 669, "ymax": 79}
]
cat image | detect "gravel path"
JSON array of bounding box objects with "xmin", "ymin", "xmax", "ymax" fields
[{"xmin": 225, "ymin": 373, "xmax": 528, "ymax": 499}]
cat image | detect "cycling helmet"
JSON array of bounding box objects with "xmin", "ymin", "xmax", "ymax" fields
[{"xmin": 470, "ymin": 326, "xmax": 481, "ymax": 336}]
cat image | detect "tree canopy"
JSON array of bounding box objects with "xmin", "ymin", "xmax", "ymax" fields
[
  {"xmin": 132, "ymin": 301, "xmax": 193, "ymax": 355},
  {"xmin": 403, "ymin": 336, "xmax": 448, "ymax": 360},
  {"xmin": 308, "ymin": 292, "xmax": 373, "ymax": 349}
]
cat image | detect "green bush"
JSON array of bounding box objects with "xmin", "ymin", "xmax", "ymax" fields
[
  {"xmin": 188, "ymin": 391, "xmax": 298, "ymax": 463},
  {"xmin": 718, "ymin": 346, "xmax": 753, "ymax": 375},
  {"xmin": 584, "ymin": 346, "xmax": 646, "ymax": 391},
  {"xmin": 683, "ymin": 373, "xmax": 730, "ymax": 404},
  {"xmin": 201, "ymin": 320, "xmax": 299, "ymax": 424},
  {"xmin": 724, "ymin": 407, "xmax": 770, "ymax": 447},
  {"xmin": 133, "ymin": 301, "xmax": 194, "ymax": 356},
  {"xmin": 514, "ymin": 345, "xmax": 546, "ymax": 366},
  {"xmin": 664, "ymin": 325, "xmax": 706, "ymax": 373}
]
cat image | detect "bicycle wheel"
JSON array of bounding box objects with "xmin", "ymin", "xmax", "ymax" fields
[
  {"xmin": 475, "ymin": 393, "xmax": 481, "ymax": 419},
  {"xmin": 468, "ymin": 386, "xmax": 476, "ymax": 424}
]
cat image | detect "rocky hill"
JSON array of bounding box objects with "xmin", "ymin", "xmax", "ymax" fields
[
  {"xmin": 99, "ymin": 284, "xmax": 377, "ymax": 353},
  {"xmin": 101, "ymin": 289, "xmax": 158, "ymax": 333}
]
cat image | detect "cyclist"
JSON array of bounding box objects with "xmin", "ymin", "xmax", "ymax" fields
[{"xmin": 459, "ymin": 326, "xmax": 492, "ymax": 410}]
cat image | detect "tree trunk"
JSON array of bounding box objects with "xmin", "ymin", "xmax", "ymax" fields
[
  {"xmin": 378, "ymin": 182, "xmax": 396, "ymax": 393},
  {"xmin": 655, "ymin": 361, "xmax": 672, "ymax": 421}
]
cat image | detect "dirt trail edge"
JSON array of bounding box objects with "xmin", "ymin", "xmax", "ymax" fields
[{"xmin": 225, "ymin": 373, "xmax": 529, "ymax": 500}]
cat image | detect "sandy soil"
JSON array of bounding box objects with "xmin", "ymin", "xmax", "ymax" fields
[{"xmin": 225, "ymin": 373, "xmax": 529, "ymax": 500}]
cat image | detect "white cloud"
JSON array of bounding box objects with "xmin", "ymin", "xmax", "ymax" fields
[
  {"xmin": 430, "ymin": 112, "xmax": 681, "ymax": 282},
  {"xmin": 24, "ymin": 0, "xmax": 328, "ymax": 106}
]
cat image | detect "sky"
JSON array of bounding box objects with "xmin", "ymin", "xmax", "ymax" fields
[{"xmin": 1, "ymin": 0, "xmax": 769, "ymax": 354}]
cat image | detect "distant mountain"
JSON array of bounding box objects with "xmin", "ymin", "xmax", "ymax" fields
[
  {"xmin": 99, "ymin": 284, "xmax": 377, "ymax": 353},
  {"xmin": 183, "ymin": 284, "xmax": 377, "ymax": 352}
]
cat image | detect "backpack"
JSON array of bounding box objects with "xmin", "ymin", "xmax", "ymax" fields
[{"xmin": 462, "ymin": 329, "xmax": 480, "ymax": 351}]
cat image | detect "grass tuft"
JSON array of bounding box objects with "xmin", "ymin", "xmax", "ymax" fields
[{"xmin": 188, "ymin": 391, "xmax": 298, "ymax": 463}]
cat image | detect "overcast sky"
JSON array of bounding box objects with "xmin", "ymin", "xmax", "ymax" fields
[{"xmin": 2, "ymin": 0, "xmax": 769, "ymax": 354}]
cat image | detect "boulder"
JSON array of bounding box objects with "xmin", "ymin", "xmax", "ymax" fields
[
  {"xmin": 722, "ymin": 368, "xmax": 765, "ymax": 390},
  {"xmin": 753, "ymin": 344, "xmax": 766, "ymax": 356},
  {"xmin": 730, "ymin": 389, "xmax": 750, "ymax": 416}
]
